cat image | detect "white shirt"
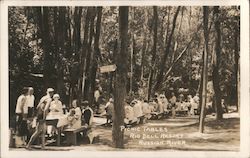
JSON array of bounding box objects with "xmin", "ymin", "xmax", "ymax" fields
[
  {"xmin": 15, "ymin": 95, "xmax": 26, "ymax": 114},
  {"xmin": 94, "ymin": 90, "xmax": 100, "ymax": 102},
  {"xmin": 125, "ymin": 104, "xmax": 134, "ymax": 120},
  {"xmin": 26, "ymin": 95, "xmax": 35, "ymax": 108},
  {"xmin": 37, "ymin": 95, "xmax": 52, "ymax": 111},
  {"xmin": 142, "ymin": 102, "xmax": 150, "ymax": 114},
  {"xmin": 133, "ymin": 102, "xmax": 143, "ymax": 117}
]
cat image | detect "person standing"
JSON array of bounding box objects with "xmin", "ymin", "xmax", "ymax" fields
[
  {"xmin": 15, "ymin": 87, "xmax": 29, "ymax": 147},
  {"xmin": 169, "ymin": 92, "xmax": 177, "ymax": 118},
  {"xmin": 82, "ymin": 100, "xmax": 94, "ymax": 126},
  {"xmin": 94, "ymin": 87, "xmax": 102, "ymax": 111},
  {"xmin": 26, "ymin": 87, "xmax": 35, "ymax": 118},
  {"xmin": 26, "ymin": 88, "xmax": 54, "ymax": 150},
  {"xmin": 105, "ymin": 98, "xmax": 114, "ymax": 124}
]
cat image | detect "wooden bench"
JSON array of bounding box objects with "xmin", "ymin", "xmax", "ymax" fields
[
  {"xmin": 176, "ymin": 110, "xmax": 188, "ymax": 116},
  {"xmin": 138, "ymin": 115, "xmax": 146, "ymax": 124},
  {"xmin": 150, "ymin": 112, "xmax": 164, "ymax": 120},
  {"xmin": 64, "ymin": 126, "xmax": 88, "ymax": 145}
]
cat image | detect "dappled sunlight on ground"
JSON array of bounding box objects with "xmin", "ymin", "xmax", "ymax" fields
[{"xmin": 10, "ymin": 112, "xmax": 239, "ymax": 151}]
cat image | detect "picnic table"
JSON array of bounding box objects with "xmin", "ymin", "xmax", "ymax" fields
[
  {"xmin": 46, "ymin": 115, "xmax": 69, "ymax": 146},
  {"xmin": 64, "ymin": 125, "xmax": 89, "ymax": 145}
]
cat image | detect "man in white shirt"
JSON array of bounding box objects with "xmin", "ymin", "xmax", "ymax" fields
[
  {"xmin": 15, "ymin": 87, "xmax": 29, "ymax": 147},
  {"xmin": 26, "ymin": 87, "xmax": 35, "ymax": 118}
]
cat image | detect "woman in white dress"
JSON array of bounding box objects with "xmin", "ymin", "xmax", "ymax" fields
[{"xmin": 47, "ymin": 94, "xmax": 63, "ymax": 136}]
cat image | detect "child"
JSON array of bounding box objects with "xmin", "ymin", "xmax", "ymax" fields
[
  {"xmin": 105, "ymin": 98, "xmax": 114, "ymax": 124},
  {"xmin": 67, "ymin": 100, "xmax": 82, "ymax": 129}
]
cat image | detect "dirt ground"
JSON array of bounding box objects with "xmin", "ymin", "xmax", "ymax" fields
[{"xmin": 11, "ymin": 112, "xmax": 240, "ymax": 151}]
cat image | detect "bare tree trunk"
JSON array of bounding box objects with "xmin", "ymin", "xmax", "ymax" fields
[
  {"xmin": 89, "ymin": 7, "xmax": 102, "ymax": 105},
  {"xmin": 154, "ymin": 6, "xmax": 181, "ymax": 92},
  {"xmin": 199, "ymin": 6, "xmax": 209, "ymax": 133},
  {"xmin": 148, "ymin": 6, "xmax": 158, "ymax": 100},
  {"xmin": 234, "ymin": 14, "xmax": 240, "ymax": 112},
  {"xmin": 83, "ymin": 7, "xmax": 96, "ymax": 100},
  {"xmin": 112, "ymin": 6, "xmax": 129, "ymax": 148},
  {"xmin": 78, "ymin": 7, "xmax": 91, "ymax": 101},
  {"xmin": 73, "ymin": 7, "xmax": 82, "ymax": 53},
  {"xmin": 56, "ymin": 7, "xmax": 67, "ymax": 101},
  {"xmin": 140, "ymin": 8, "xmax": 148, "ymax": 81},
  {"xmin": 39, "ymin": 7, "xmax": 53, "ymax": 88},
  {"xmin": 212, "ymin": 6, "xmax": 223, "ymax": 120}
]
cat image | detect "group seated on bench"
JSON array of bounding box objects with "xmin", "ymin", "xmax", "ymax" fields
[{"xmin": 62, "ymin": 99, "xmax": 95, "ymax": 145}]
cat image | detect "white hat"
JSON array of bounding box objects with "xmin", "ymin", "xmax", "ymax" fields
[
  {"xmin": 109, "ymin": 98, "xmax": 114, "ymax": 103},
  {"xmin": 53, "ymin": 94, "xmax": 60, "ymax": 99},
  {"xmin": 47, "ymin": 88, "xmax": 54, "ymax": 93}
]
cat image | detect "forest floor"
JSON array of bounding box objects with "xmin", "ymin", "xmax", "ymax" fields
[{"xmin": 11, "ymin": 111, "xmax": 240, "ymax": 151}]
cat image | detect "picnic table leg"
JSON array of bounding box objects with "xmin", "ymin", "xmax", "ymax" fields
[
  {"xmin": 41, "ymin": 122, "xmax": 46, "ymax": 149},
  {"xmin": 57, "ymin": 128, "xmax": 61, "ymax": 146}
]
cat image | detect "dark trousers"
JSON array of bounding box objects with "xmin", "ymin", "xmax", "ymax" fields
[{"xmin": 28, "ymin": 107, "xmax": 34, "ymax": 118}]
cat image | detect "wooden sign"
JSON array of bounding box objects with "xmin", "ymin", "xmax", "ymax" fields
[{"xmin": 99, "ymin": 64, "xmax": 117, "ymax": 73}]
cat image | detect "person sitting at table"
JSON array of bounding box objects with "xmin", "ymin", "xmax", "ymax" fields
[
  {"xmin": 48, "ymin": 94, "xmax": 63, "ymax": 116},
  {"xmin": 157, "ymin": 94, "xmax": 165, "ymax": 113},
  {"xmin": 142, "ymin": 100, "xmax": 151, "ymax": 119},
  {"xmin": 124, "ymin": 102, "xmax": 137, "ymax": 124},
  {"xmin": 169, "ymin": 92, "xmax": 177, "ymax": 118},
  {"xmin": 47, "ymin": 94, "xmax": 64, "ymax": 136},
  {"xmin": 97, "ymin": 97, "xmax": 106, "ymax": 116},
  {"xmin": 158, "ymin": 94, "xmax": 169, "ymax": 112},
  {"xmin": 82, "ymin": 101, "xmax": 94, "ymax": 126},
  {"xmin": 148, "ymin": 99, "xmax": 158, "ymax": 113},
  {"xmin": 26, "ymin": 88, "xmax": 54, "ymax": 150},
  {"xmin": 66, "ymin": 99, "xmax": 82, "ymax": 129},
  {"xmin": 187, "ymin": 95, "xmax": 195, "ymax": 115},
  {"xmin": 132, "ymin": 100, "xmax": 143, "ymax": 123}
]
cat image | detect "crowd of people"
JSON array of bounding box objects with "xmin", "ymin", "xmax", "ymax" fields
[
  {"xmin": 13, "ymin": 87, "xmax": 94, "ymax": 149},
  {"xmin": 95, "ymin": 92, "xmax": 200, "ymax": 125},
  {"xmin": 12, "ymin": 85, "xmax": 228, "ymax": 149}
]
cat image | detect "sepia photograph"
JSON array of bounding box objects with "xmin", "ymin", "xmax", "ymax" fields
[{"xmin": 1, "ymin": 0, "xmax": 250, "ymax": 158}]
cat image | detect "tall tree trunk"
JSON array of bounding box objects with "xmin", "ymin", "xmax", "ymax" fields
[
  {"xmin": 56, "ymin": 7, "xmax": 66, "ymax": 101},
  {"xmin": 148, "ymin": 6, "xmax": 158, "ymax": 100},
  {"xmin": 73, "ymin": 7, "xmax": 82, "ymax": 53},
  {"xmin": 199, "ymin": 6, "xmax": 209, "ymax": 133},
  {"xmin": 78, "ymin": 7, "xmax": 91, "ymax": 101},
  {"xmin": 140, "ymin": 8, "xmax": 148, "ymax": 81},
  {"xmin": 89, "ymin": 7, "xmax": 103, "ymax": 105},
  {"xmin": 154, "ymin": 6, "xmax": 181, "ymax": 92},
  {"xmin": 234, "ymin": 15, "xmax": 240, "ymax": 112},
  {"xmin": 212, "ymin": 6, "xmax": 223, "ymax": 120},
  {"xmin": 113, "ymin": 6, "xmax": 129, "ymax": 148},
  {"xmin": 83, "ymin": 7, "xmax": 96, "ymax": 100},
  {"xmin": 39, "ymin": 7, "xmax": 53, "ymax": 89}
]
